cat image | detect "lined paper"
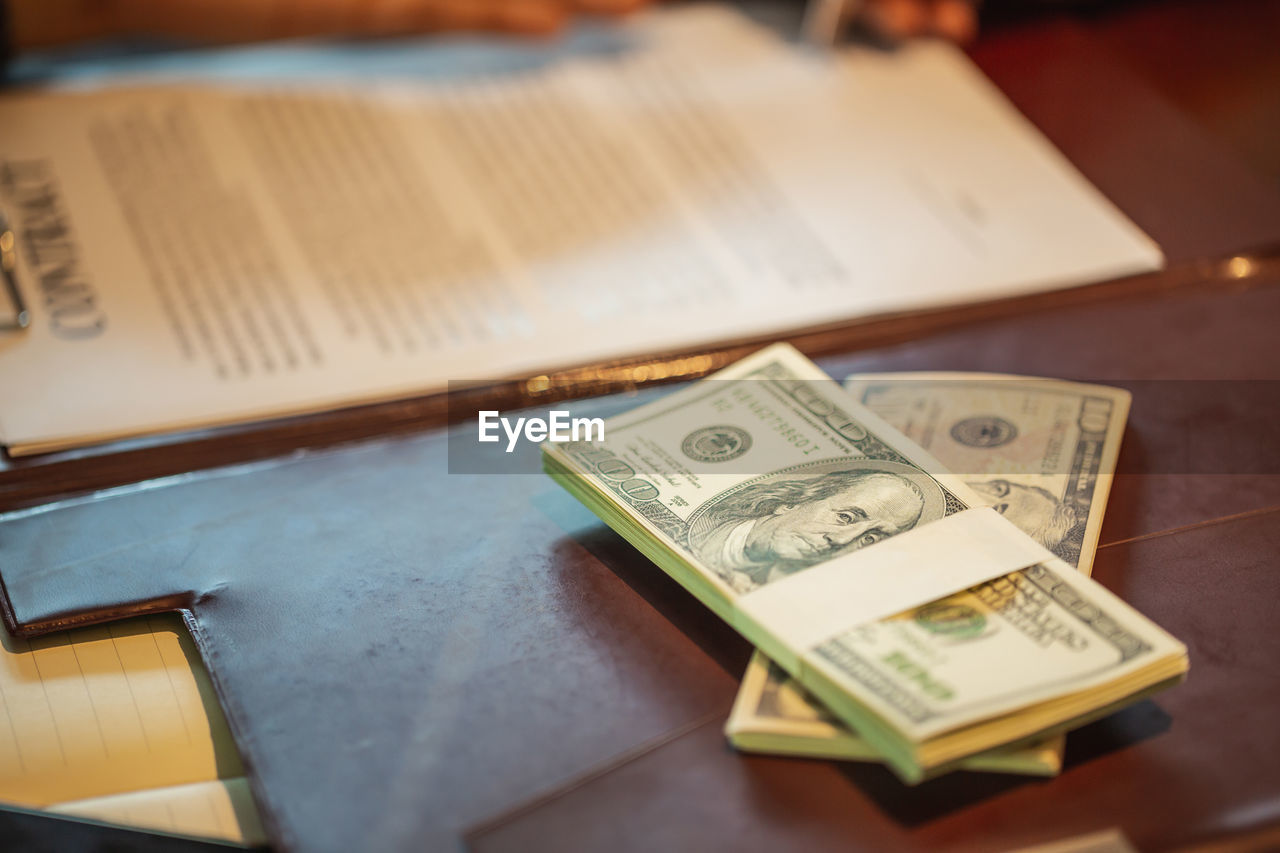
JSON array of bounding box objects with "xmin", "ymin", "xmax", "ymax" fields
[
  {"xmin": 0, "ymin": 614, "xmax": 259, "ymax": 844},
  {"xmin": 50, "ymin": 777, "xmax": 266, "ymax": 846}
]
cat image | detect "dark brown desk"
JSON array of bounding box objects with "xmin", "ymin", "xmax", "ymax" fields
[{"xmin": 3, "ymin": 5, "xmax": 1280, "ymax": 851}]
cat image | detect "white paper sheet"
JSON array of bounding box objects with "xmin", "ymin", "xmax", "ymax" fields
[{"xmin": 0, "ymin": 6, "xmax": 1161, "ymax": 454}]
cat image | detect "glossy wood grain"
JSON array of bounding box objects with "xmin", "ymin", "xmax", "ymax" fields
[{"xmin": 3, "ymin": 5, "xmax": 1280, "ymax": 851}]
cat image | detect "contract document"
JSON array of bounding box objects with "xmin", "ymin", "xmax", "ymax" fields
[{"xmin": 0, "ymin": 6, "xmax": 1161, "ymax": 454}]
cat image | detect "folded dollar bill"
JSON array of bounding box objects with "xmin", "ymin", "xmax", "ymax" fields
[
  {"xmin": 727, "ymin": 372, "xmax": 1131, "ymax": 776},
  {"xmin": 543, "ymin": 344, "xmax": 1187, "ymax": 782}
]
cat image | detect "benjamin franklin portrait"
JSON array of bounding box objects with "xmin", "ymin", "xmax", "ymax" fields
[
  {"xmin": 966, "ymin": 477, "xmax": 1083, "ymax": 566},
  {"xmin": 687, "ymin": 460, "xmax": 947, "ymax": 594}
]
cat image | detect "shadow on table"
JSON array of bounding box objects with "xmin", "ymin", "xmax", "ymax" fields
[
  {"xmin": 536, "ymin": 488, "xmax": 754, "ymax": 681},
  {"xmin": 1061, "ymin": 699, "xmax": 1172, "ymax": 770},
  {"xmin": 839, "ymin": 699, "xmax": 1172, "ymax": 827}
]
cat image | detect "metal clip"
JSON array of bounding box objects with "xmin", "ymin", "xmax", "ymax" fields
[{"xmin": 0, "ymin": 210, "xmax": 30, "ymax": 330}]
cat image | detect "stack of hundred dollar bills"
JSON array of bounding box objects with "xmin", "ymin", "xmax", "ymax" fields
[
  {"xmin": 725, "ymin": 364, "xmax": 1148, "ymax": 776},
  {"xmin": 544, "ymin": 344, "xmax": 1188, "ymax": 783}
]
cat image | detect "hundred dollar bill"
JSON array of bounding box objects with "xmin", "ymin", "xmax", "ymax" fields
[
  {"xmin": 728, "ymin": 374, "xmax": 1130, "ymax": 775},
  {"xmin": 849, "ymin": 373, "xmax": 1128, "ymax": 576},
  {"xmin": 543, "ymin": 344, "xmax": 1187, "ymax": 782}
]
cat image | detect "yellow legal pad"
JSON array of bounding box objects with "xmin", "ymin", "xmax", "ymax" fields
[{"xmin": 0, "ymin": 614, "xmax": 265, "ymax": 845}]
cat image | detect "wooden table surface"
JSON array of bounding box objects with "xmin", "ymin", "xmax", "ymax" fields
[{"xmin": 2, "ymin": 3, "xmax": 1279, "ymax": 851}]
